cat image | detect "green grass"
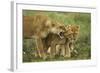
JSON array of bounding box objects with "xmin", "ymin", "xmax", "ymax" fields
[{"xmin": 23, "ymin": 10, "xmax": 91, "ymax": 62}]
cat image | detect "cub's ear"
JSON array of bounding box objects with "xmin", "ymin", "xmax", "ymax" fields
[
  {"xmin": 67, "ymin": 25, "xmax": 72, "ymax": 28},
  {"xmin": 76, "ymin": 25, "xmax": 80, "ymax": 30},
  {"xmin": 65, "ymin": 25, "xmax": 72, "ymax": 30}
]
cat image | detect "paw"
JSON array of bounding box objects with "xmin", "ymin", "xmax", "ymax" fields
[{"xmin": 64, "ymin": 54, "xmax": 71, "ymax": 58}]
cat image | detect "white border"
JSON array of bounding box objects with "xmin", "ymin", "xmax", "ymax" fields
[{"xmin": 11, "ymin": 1, "xmax": 97, "ymax": 72}]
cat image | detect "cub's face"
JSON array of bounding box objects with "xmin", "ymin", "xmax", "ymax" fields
[{"xmin": 64, "ymin": 25, "xmax": 80, "ymax": 42}]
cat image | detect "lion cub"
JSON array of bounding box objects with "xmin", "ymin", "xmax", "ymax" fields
[
  {"xmin": 44, "ymin": 25, "xmax": 80, "ymax": 58},
  {"xmin": 57, "ymin": 25, "xmax": 80, "ymax": 57}
]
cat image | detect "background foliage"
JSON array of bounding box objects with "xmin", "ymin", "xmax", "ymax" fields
[{"xmin": 23, "ymin": 10, "xmax": 91, "ymax": 62}]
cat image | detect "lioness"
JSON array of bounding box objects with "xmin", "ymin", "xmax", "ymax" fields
[{"xmin": 23, "ymin": 13, "xmax": 66, "ymax": 59}]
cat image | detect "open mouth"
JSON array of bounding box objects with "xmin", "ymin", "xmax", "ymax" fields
[{"xmin": 58, "ymin": 32, "xmax": 65, "ymax": 39}]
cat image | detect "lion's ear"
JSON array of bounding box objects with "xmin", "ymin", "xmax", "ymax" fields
[{"xmin": 45, "ymin": 20, "xmax": 52, "ymax": 27}]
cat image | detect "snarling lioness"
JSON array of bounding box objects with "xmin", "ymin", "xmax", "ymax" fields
[
  {"xmin": 44, "ymin": 25, "xmax": 80, "ymax": 58},
  {"xmin": 23, "ymin": 13, "xmax": 66, "ymax": 59}
]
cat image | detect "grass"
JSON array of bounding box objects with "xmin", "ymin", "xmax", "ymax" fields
[{"xmin": 23, "ymin": 10, "xmax": 91, "ymax": 62}]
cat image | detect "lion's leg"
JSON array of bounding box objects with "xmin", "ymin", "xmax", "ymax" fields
[
  {"xmin": 60, "ymin": 45, "xmax": 66, "ymax": 57},
  {"xmin": 69, "ymin": 43, "xmax": 74, "ymax": 53},
  {"xmin": 50, "ymin": 44, "xmax": 56, "ymax": 58},
  {"xmin": 69, "ymin": 43, "xmax": 78, "ymax": 55},
  {"xmin": 35, "ymin": 38, "xmax": 47, "ymax": 60},
  {"xmin": 64, "ymin": 43, "xmax": 71, "ymax": 58},
  {"xmin": 56, "ymin": 45, "xmax": 61, "ymax": 56},
  {"xmin": 33, "ymin": 49, "xmax": 39, "ymax": 58}
]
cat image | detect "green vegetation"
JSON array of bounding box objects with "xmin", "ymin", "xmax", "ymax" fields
[{"xmin": 23, "ymin": 10, "xmax": 91, "ymax": 62}]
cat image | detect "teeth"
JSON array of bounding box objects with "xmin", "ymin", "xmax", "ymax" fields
[
  {"xmin": 60, "ymin": 36, "xmax": 64, "ymax": 39},
  {"xmin": 58, "ymin": 33, "xmax": 64, "ymax": 39}
]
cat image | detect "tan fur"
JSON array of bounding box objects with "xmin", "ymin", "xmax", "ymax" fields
[
  {"xmin": 44, "ymin": 32, "xmax": 66, "ymax": 58},
  {"xmin": 23, "ymin": 14, "xmax": 66, "ymax": 59},
  {"xmin": 66, "ymin": 24, "xmax": 80, "ymax": 51},
  {"xmin": 57, "ymin": 24, "xmax": 80, "ymax": 57},
  {"xmin": 44, "ymin": 25, "xmax": 80, "ymax": 58}
]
